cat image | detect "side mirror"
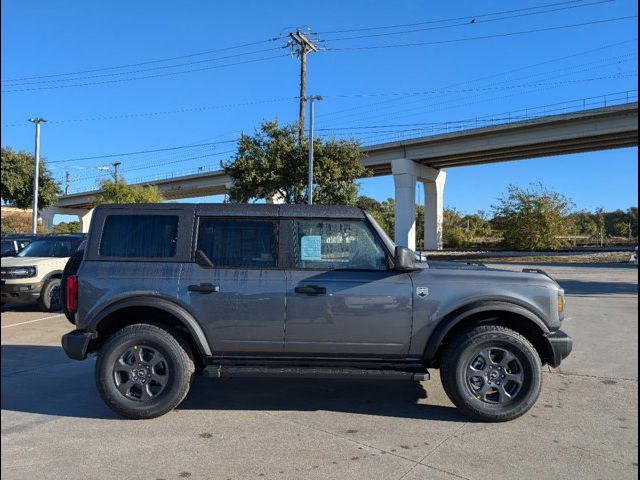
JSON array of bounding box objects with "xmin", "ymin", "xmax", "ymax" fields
[{"xmin": 393, "ymin": 246, "xmax": 416, "ymax": 271}]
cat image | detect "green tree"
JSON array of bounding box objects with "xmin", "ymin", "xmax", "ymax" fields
[
  {"xmin": 355, "ymin": 195, "xmax": 395, "ymax": 236},
  {"xmin": 1, "ymin": 147, "xmax": 61, "ymax": 208},
  {"xmin": 52, "ymin": 221, "xmax": 80, "ymax": 234},
  {"xmin": 443, "ymin": 208, "xmax": 468, "ymax": 248},
  {"xmin": 373, "ymin": 198, "xmax": 396, "ymax": 239},
  {"xmin": 492, "ymin": 184, "xmax": 574, "ymax": 250},
  {"xmin": 594, "ymin": 207, "xmax": 606, "ymax": 243},
  {"xmin": 613, "ymin": 220, "xmax": 632, "ymax": 238},
  {"xmin": 94, "ymin": 179, "xmax": 164, "ymax": 204},
  {"xmin": 223, "ymin": 121, "xmax": 368, "ymax": 204},
  {"xmin": 567, "ymin": 211, "xmax": 599, "ymax": 237}
]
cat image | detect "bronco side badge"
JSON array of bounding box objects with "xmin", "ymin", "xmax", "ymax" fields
[{"xmin": 416, "ymin": 287, "xmax": 429, "ymax": 298}]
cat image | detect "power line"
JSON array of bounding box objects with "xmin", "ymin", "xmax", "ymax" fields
[
  {"xmin": 4, "ymin": 45, "xmax": 633, "ymax": 129},
  {"xmin": 2, "ymin": 97, "xmax": 296, "ymax": 128},
  {"xmin": 319, "ymin": 71, "xmax": 638, "ymax": 139},
  {"xmin": 325, "ymin": 16, "xmax": 638, "ymax": 51},
  {"xmin": 1, "ymin": 54, "xmax": 289, "ymax": 93},
  {"xmin": 315, "ymin": 0, "xmax": 600, "ymax": 34},
  {"xmin": 314, "ymin": 40, "xmax": 637, "ymax": 122},
  {"xmin": 323, "ymin": 90, "xmax": 638, "ymax": 144},
  {"xmin": 317, "ymin": 53, "xmax": 638, "ymax": 125},
  {"xmin": 316, "ymin": 91, "xmax": 638, "ymax": 133},
  {"xmin": 48, "ymin": 140, "xmax": 237, "ymax": 164},
  {"xmin": 64, "ymin": 143, "xmax": 222, "ymax": 172},
  {"xmin": 319, "ymin": 73, "xmax": 637, "ymax": 100},
  {"xmin": 3, "ymin": 46, "xmax": 285, "ymax": 87},
  {"xmin": 71, "ymin": 150, "xmax": 236, "ymax": 183},
  {"xmin": 321, "ymin": 0, "xmax": 614, "ymax": 42},
  {"xmin": 1, "ymin": 37, "xmax": 284, "ymax": 83}
]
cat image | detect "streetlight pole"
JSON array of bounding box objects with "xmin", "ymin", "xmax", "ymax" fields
[
  {"xmin": 307, "ymin": 95, "xmax": 322, "ymax": 205},
  {"xmin": 28, "ymin": 117, "xmax": 47, "ymax": 233}
]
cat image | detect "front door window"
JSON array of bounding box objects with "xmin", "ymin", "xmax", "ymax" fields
[{"xmin": 292, "ymin": 220, "xmax": 388, "ymax": 271}]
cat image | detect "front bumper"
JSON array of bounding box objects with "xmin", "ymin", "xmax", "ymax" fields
[
  {"xmin": 1, "ymin": 281, "xmax": 41, "ymax": 302},
  {"xmin": 544, "ymin": 330, "xmax": 573, "ymax": 367},
  {"xmin": 61, "ymin": 330, "xmax": 96, "ymax": 360}
]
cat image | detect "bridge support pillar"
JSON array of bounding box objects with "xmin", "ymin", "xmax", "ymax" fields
[
  {"xmin": 423, "ymin": 170, "xmax": 446, "ymax": 251},
  {"xmin": 392, "ymin": 160, "xmax": 446, "ymax": 251},
  {"xmin": 393, "ymin": 171, "xmax": 416, "ymax": 251}
]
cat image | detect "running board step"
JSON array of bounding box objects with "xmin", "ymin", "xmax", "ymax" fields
[{"xmin": 203, "ymin": 365, "xmax": 430, "ymax": 381}]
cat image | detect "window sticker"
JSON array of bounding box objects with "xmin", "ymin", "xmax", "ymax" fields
[{"xmin": 300, "ymin": 235, "xmax": 322, "ymax": 261}]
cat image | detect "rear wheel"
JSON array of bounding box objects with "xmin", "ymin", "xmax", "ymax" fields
[
  {"xmin": 95, "ymin": 324, "xmax": 194, "ymax": 419},
  {"xmin": 38, "ymin": 278, "xmax": 61, "ymax": 312},
  {"xmin": 440, "ymin": 325, "xmax": 542, "ymax": 422}
]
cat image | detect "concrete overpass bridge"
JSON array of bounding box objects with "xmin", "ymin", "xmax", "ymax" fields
[{"xmin": 45, "ymin": 101, "xmax": 639, "ymax": 249}]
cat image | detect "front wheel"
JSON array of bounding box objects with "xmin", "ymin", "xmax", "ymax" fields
[
  {"xmin": 95, "ymin": 324, "xmax": 194, "ymax": 419},
  {"xmin": 38, "ymin": 278, "xmax": 61, "ymax": 312},
  {"xmin": 440, "ymin": 325, "xmax": 542, "ymax": 422}
]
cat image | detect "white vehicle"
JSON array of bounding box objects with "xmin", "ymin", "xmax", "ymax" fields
[{"xmin": 1, "ymin": 234, "xmax": 84, "ymax": 311}]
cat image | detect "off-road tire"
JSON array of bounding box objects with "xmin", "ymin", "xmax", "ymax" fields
[
  {"xmin": 95, "ymin": 324, "xmax": 194, "ymax": 419},
  {"xmin": 38, "ymin": 278, "xmax": 62, "ymax": 312},
  {"xmin": 440, "ymin": 325, "xmax": 542, "ymax": 422}
]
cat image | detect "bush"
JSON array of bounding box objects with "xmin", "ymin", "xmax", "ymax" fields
[{"xmin": 492, "ymin": 184, "xmax": 573, "ymax": 251}]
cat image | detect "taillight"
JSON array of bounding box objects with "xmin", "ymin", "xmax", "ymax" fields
[{"xmin": 66, "ymin": 275, "xmax": 78, "ymax": 313}]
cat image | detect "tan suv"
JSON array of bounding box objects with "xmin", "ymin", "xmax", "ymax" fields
[{"xmin": 1, "ymin": 234, "xmax": 84, "ymax": 311}]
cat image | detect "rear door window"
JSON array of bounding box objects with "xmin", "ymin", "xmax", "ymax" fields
[
  {"xmin": 99, "ymin": 215, "xmax": 179, "ymax": 258},
  {"xmin": 197, "ymin": 218, "xmax": 277, "ymax": 268}
]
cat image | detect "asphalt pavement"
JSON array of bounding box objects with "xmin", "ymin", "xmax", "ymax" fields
[{"xmin": 1, "ymin": 263, "xmax": 637, "ymax": 480}]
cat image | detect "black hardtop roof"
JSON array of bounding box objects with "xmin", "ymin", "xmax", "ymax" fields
[{"xmin": 94, "ymin": 203, "xmax": 366, "ymax": 219}]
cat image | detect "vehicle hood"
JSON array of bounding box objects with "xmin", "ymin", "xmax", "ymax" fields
[
  {"xmin": 419, "ymin": 260, "xmax": 561, "ymax": 289},
  {"xmin": 426, "ymin": 260, "xmax": 492, "ymax": 271},
  {"xmin": 1, "ymin": 256, "xmax": 68, "ymax": 268}
]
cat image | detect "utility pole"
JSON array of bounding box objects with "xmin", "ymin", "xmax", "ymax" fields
[
  {"xmin": 307, "ymin": 95, "xmax": 322, "ymax": 205},
  {"xmin": 65, "ymin": 171, "xmax": 71, "ymax": 195},
  {"xmin": 28, "ymin": 117, "xmax": 47, "ymax": 234},
  {"xmin": 289, "ymin": 30, "xmax": 317, "ymax": 144},
  {"xmin": 113, "ymin": 161, "xmax": 121, "ymax": 185}
]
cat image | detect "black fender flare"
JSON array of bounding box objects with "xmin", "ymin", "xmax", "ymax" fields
[
  {"xmin": 86, "ymin": 295, "xmax": 212, "ymax": 356},
  {"xmin": 423, "ymin": 300, "xmax": 551, "ymax": 361}
]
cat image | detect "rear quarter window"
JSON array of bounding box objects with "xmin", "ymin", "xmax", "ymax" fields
[{"xmin": 99, "ymin": 215, "xmax": 179, "ymax": 258}]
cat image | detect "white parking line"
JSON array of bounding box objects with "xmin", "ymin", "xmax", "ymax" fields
[{"xmin": 1, "ymin": 314, "xmax": 65, "ymax": 329}]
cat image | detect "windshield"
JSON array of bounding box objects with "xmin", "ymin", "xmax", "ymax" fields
[
  {"xmin": 1, "ymin": 240, "xmax": 14, "ymax": 254},
  {"xmin": 17, "ymin": 239, "xmax": 77, "ymax": 258}
]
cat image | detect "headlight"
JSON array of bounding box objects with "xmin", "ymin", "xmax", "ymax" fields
[
  {"xmin": 0, "ymin": 266, "xmax": 37, "ymax": 279},
  {"xmin": 557, "ymin": 292, "xmax": 565, "ymax": 315}
]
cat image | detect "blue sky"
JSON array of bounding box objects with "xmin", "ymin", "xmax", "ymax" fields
[{"xmin": 1, "ymin": 0, "xmax": 638, "ymax": 216}]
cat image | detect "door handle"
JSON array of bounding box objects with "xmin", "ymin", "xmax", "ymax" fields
[
  {"xmin": 295, "ymin": 285, "xmax": 326, "ymax": 295},
  {"xmin": 188, "ymin": 283, "xmax": 220, "ymax": 293}
]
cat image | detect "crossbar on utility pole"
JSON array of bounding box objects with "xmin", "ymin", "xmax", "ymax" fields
[
  {"xmin": 28, "ymin": 117, "xmax": 47, "ymax": 233},
  {"xmin": 307, "ymin": 95, "xmax": 322, "ymax": 205},
  {"xmin": 289, "ymin": 30, "xmax": 317, "ymax": 145}
]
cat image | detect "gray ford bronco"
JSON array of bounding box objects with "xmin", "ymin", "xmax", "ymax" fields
[{"xmin": 61, "ymin": 203, "xmax": 572, "ymax": 421}]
